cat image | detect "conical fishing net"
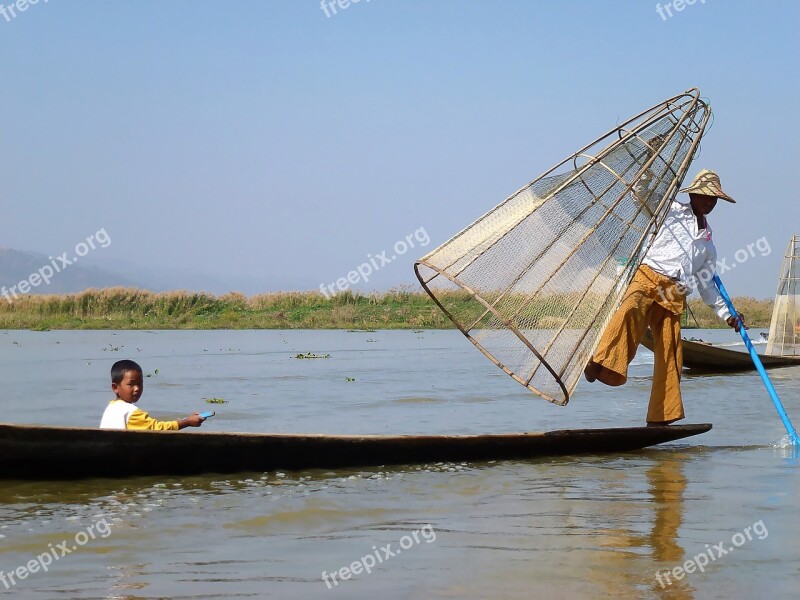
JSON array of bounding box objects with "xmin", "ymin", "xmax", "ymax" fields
[
  {"xmin": 766, "ymin": 235, "xmax": 800, "ymax": 357},
  {"xmin": 415, "ymin": 89, "xmax": 711, "ymax": 405}
]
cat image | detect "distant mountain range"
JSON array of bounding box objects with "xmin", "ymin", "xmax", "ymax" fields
[
  {"xmin": 0, "ymin": 248, "xmax": 310, "ymax": 296},
  {"xmin": 0, "ymin": 248, "xmax": 140, "ymax": 294}
]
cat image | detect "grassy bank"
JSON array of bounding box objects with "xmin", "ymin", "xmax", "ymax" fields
[
  {"xmin": 684, "ymin": 297, "xmax": 773, "ymax": 329},
  {"xmin": 0, "ymin": 288, "xmax": 453, "ymax": 330},
  {"xmin": 0, "ymin": 288, "xmax": 774, "ymax": 330}
]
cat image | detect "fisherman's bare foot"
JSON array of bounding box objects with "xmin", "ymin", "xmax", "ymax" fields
[
  {"xmin": 584, "ymin": 360, "xmax": 601, "ymax": 383},
  {"xmin": 646, "ymin": 419, "xmax": 679, "ymax": 427}
]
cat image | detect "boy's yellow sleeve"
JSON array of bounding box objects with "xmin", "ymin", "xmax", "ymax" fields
[{"xmin": 126, "ymin": 408, "xmax": 179, "ymax": 431}]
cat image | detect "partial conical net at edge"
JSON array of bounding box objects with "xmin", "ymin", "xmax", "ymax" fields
[
  {"xmin": 414, "ymin": 89, "xmax": 711, "ymax": 405},
  {"xmin": 766, "ymin": 235, "xmax": 800, "ymax": 357}
]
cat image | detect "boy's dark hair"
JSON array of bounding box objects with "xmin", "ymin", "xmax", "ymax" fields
[{"xmin": 111, "ymin": 359, "xmax": 143, "ymax": 384}]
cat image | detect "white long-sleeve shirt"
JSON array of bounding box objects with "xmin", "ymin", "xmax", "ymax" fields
[{"xmin": 641, "ymin": 198, "xmax": 731, "ymax": 321}]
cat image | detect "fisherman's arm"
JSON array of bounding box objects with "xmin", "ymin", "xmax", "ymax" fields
[{"xmin": 695, "ymin": 258, "xmax": 746, "ymax": 332}]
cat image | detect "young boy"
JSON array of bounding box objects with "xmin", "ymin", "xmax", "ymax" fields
[{"xmin": 99, "ymin": 359, "xmax": 206, "ymax": 430}]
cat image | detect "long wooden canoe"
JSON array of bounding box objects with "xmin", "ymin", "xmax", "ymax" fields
[
  {"xmin": 0, "ymin": 422, "xmax": 711, "ymax": 480},
  {"xmin": 641, "ymin": 330, "xmax": 800, "ymax": 372}
]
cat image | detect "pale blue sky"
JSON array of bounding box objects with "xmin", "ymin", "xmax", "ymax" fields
[{"xmin": 2, "ymin": 0, "xmax": 798, "ymax": 296}]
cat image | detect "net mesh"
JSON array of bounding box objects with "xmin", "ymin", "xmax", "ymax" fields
[
  {"xmin": 415, "ymin": 90, "xmax": 711, "ymax": 405},
  {"xmin": 766, "ymin": 235, "xmax": 800, "ymax": 357}
]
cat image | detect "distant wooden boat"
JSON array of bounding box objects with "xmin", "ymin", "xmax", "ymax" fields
[
  {"xmin": 641, "ymin": 330, "xmax": 800, "ymax": 372},
  {"xmin": 766, "ymin": 235, "xmax": 800, "ymax": 357},
  {"xmin": 0, "ymin": 422, "xmax": 712, "ymax": 480}
]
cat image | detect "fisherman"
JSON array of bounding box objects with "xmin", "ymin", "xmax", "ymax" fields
[{"xmin": 583, "ymin": 169, "xmax": 746, "ymax": 425}]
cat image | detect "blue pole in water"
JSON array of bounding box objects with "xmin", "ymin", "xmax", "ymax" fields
[{"xmin": 713, "ymin": 274, "xmax": 800, "ymax": 445}]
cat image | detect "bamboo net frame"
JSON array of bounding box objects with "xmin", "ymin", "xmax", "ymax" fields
[
  {"xmin": 414, "ymin": 89, "xmax": 711, "ymax": 405},
  {"xmin": 766, "ymin": 235, "xmax": 800, "ymax": 357}
]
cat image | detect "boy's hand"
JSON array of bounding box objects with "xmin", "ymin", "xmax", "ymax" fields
[
  {"xmin": 726, "ymin": 314, "xmax": 747, "ymax": 333},
  {"xmin": 179, "ymin": 413, "xmax": 205, "ymax": 428}
]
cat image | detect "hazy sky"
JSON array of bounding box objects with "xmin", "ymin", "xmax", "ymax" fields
[{"xmin": 2, "ymin": 0, "xmax": 798, "ymax": 296}]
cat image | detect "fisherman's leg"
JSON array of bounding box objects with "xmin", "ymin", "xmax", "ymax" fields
[
  {"xmin": 586, "ymin": 284, "xmax": 653, "ymax": 387},
  {"xmin": 647, "ymin": 304, "xmax": 684, "ymax": 424}
]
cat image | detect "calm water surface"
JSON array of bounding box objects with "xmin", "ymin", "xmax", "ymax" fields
[{"xmin": 1, "ymin": 329, "xmax": 798, "ymax": 599}]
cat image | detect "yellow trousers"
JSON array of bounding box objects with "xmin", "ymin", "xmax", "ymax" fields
[{"xmin": 592, "ymin": 265, "xmax": 686, "ymax": 423}]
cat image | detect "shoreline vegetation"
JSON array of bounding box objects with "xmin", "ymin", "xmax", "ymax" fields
[{"xmin": 0, "ymin": 287, "xmax": 775, "ymax": 330}]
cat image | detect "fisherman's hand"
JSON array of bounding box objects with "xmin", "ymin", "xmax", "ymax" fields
[
  {"xmin": 181, "ymin": 413, "xmax": 205, "ymax": 428},
  {"xmin": 726, "ymin": 314, "xmax": 747, "ymax": 333}
]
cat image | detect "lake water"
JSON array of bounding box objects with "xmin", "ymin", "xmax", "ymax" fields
[{"xmin": 1, "ymin": 329, "xmax": 798, "ymax": 599}]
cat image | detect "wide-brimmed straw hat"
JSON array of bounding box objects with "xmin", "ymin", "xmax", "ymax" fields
[{"xmin": 679, "ymin": 169, "xmax": 736, "ymax": 203}]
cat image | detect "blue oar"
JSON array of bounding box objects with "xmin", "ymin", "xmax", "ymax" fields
[{"xmin": 713, "ymin": 274, "xmax": 800, "ymax": 445}]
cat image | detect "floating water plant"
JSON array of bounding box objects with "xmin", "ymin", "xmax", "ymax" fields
[
  {"xmin": 294, "ymin": 352, "xmax": 331, "ymax": 359},
  {"xmin": 204, "ymin": 397, "xmax": 228, "ymax": 404}
]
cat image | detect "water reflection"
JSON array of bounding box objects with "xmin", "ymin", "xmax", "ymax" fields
[
  {"xmin": 0, "ymin": 447, "xmax": 793, "ymax": 599},
  {"xmin": 647, "ymin": 454, "xmax": 692, "ymax": 599},
  {"xmin": 575, "ymin": 454, "xmax": 692, "ymax": 598}
]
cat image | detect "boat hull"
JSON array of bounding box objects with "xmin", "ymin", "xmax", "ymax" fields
[
  {"xmin": 0, "ymin": 422, "xmax": 711, "ymax": 480},
  {"xmin": 642, "ymin": 330, "xmax": 800, "ymax": 372}
]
